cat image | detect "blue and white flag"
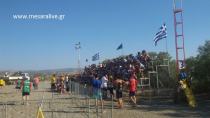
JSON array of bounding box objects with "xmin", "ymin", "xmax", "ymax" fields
[
  {"xmin": 116, "ymin": 43, "xmax": 123, "ymax": 50},
  {"xmin": 92, "ymin": 53, "xmax": 99, "ymax": 61},
  {"xmin": 75, "ymin": 42, "xmax": 81, "ymax": 49},
  {"xmin": 153, "ymin": 23, "xmax": 167, "ymax": 46}
]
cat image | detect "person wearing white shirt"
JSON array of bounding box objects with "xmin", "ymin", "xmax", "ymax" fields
[{"xmin": 101, "ymin": 74, "xmax": 108, "ymax": 100}]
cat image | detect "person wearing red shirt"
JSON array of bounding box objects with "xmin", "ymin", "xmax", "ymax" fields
[
  {"xmin": 129, "ymin": 72, "xmax": 138, "ymax": 106},
  {"xmin": 33, "ymin": 75, "xmax": 40, "ymax": 90}
]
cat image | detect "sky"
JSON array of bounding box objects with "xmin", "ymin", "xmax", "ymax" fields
[{"xmin": 0, "ymin": 0, "xmax": 210, "ymax": 71}]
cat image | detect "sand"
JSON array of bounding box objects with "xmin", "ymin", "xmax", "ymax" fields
[{"xmin": 0, "ymin": 81, "xmax": 209, "ymax": 118}]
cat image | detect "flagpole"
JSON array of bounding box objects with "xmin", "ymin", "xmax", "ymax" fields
[
  {"xmin": 75, "ymin": 42, "xmax": 81, "ymax": 74},
  {"xmin": 77, "ymin": 46, "xmax": 81, "ymax": 74},
  {"xmin": 165, "ymin": 36, "xmax": 171, "ymax": 80},
  {"xmin": 121, "ymin": 48, "xmax": 124, "ymax": 56},
  {"xmin": 166, "ymin": 37, "xmax": 168, "ymax": 54},
  {"xmin": 117, "ymin": 43, "xmax": 123, "ymax": 56},
  {"xmin": 98, "ymin": 52, "xmax": 101, "ymax": 65}
]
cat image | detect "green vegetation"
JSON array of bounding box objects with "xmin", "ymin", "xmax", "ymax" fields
[
  {"xmin": 153, "ymin": 40, "xmax": 210, "ymax": 94},
  {"xmin": 186, "ymin": 40, "xmax": 210, "ymax": 94}
]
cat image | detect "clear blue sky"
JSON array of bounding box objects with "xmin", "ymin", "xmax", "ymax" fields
[{"xmin": 0, "ymin": 0, "xmax": 209, "ymax": 70}]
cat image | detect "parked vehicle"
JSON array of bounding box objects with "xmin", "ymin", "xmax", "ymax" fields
[{"xmin": 4, "ymin": 72, "xmax": 30, "ymax": 84}]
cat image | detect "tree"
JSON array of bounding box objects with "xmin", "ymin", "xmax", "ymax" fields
[{"xmin": 187, "ymin": 40, "xmax": 210, "ymax": 93}]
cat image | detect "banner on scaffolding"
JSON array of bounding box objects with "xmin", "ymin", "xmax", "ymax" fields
[{"xmin": 36, "ymin": 106, "xmax": 45, "ymax": 118}]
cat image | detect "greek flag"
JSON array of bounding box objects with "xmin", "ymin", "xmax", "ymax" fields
[
  {"xmin": 75, "ymin": 42, "xmax": 81, "ymax": 49},
  {"xmin": 92, "ymin": 53, "xmax": 99, "ymax": 61},
  {"xmin": 153, "ymin": 23, "xmax": 167, "ymax": 46}
]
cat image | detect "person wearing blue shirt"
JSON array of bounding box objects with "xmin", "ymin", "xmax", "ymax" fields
[{"xmin": 92, "ymin": 74, "xmax": 102, "ymax": 106}]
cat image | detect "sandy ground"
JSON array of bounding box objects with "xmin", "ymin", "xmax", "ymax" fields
[{"xmin": 0, "ymin": 81, "xmax": 209, "ymax": 118}]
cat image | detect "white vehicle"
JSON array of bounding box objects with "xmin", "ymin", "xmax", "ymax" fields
[
  {"xmin": 7, "ymin": 72, "xmax": 30, "ymax": 81},
  {"xmin": 21, "ymin": 73, "xmax": 30, "ymax": 80}
]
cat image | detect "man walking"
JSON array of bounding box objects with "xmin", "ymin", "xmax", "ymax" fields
[
  {"xmin": 129, "ymin": 72, "xmax": 138, "ymax": 106},
  {"xmin": 21, "ymin": 77, "xmax": 32, "ymax": 105}
]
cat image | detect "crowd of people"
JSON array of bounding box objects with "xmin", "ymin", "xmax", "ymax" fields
[
  {"xmin": 90, "ymin": 66, "xmax": 139, "ymax": 108},
  {"xmin": 83, "ymin": 50, "xmax": 151, "ymax": 108},
  {"xmin": 13, "ymin": 73, "xmax": 72, "ymax": 105},
  {"xmin": 50, "ymin": 74, "xmax": 71, "ymax": 94},
  {"xmin": 84, "ymin": 50, "xmax": 151, "ymax": 80},
  {"xmin": 12, "ymin": 50, "xmax": 152, "ymax": 108}
]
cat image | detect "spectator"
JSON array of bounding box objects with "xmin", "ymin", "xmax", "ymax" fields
[
  {"xmin": 178, "ymin": 67, "xmax": 188, "ymax": 89},
  {"xmin": 129, "ymin": 72, "xmax": 138, "ymax": 106},
  {"xmin": 140, "ymin": 50, "xmax": 151, "ymax": 70},
  {"xmin": 92, "ymin": 74, "xmax": 102, "ymax": 106},
  {"xmin": 101, "ymin": 74, "xmax": 108, "ymax": 100},
  {"xmin": 51, "ymin": 74, "xmax": 56, "ymax": 91},
  {"xmin": 33, "ymin": 75, "xmax": 40, "ymax": 90},
  {"xmin": 107, "ymin": 75, "xmax": 114, "ymax": 98},
  {"xmin": 115, "ymin": 78, "xmax": 125, "ymax": 109},
  {"xmin": 0, "ymin": 79, "xmax": 5, "ymax": 88},
  {"xmin": 65, "ymin": 75, "xmax": 70, "ymax": 92},
  {"xmin": 59, "ymin": 75, "xmax": 65, "ymax": 94},
  {"xmin": 16, "ymin": 78, "xmax": 22, "ymax": 90}
]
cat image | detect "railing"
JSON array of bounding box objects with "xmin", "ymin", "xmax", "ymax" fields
[
  {"xmin": 0, "ymin": 80, "xmax": 114, "ymax": 118},
  {"xmin": 0, "ymin": 79, "xmax": 175, "ymax": 118}
]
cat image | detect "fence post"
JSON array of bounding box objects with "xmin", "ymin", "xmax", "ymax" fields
[
  {"xmin": 51, "ymin": 90, "xmax": 54, "ymax": 118},
  {"xmin": 111, "ymin": 95, "xmax": 113, "ymax": 118},
  {"xmin": 52, "ymin": 89, "xmax": 54, "ymax": 99},
  {"xmin": 5, "ymin": 102, "xmax": 7, "ymax": 118},
  {"xmin": 49, "ymin": 101, "xmax": 51, "ymax": 109},
  {"xmin": 3, "ymin": 104, "xmax": 5, "ymax": 118},
  {"xmin": 78, "ymin": 83, "xmax": 80, "ymax": 97},
  {"xmin": 88, "ymin": 97, "xmax": 90, "ymax": 118},
  {"xmin": 51, "ymin": 111, "xmax": 53, "ymax": 118},
  {"xmin": 101, "ymin": 95, "xmax": 103, "ymax": 118},
  {"xmin": 96, "ymin": 97, "xmax": 99, "ymax": 118}
]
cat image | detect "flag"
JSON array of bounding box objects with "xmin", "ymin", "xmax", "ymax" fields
[
  {"xmin": 153, "ymin": 23, "xmax": 167, "ymax": 46},
  {"xmin": 36, "ymin": 106, "xmax": 45, "ymax": 118},
  {"xmin": 75, "ymin": 42, "xmax": 81, "ymax": 49},
  {"xmin": 179, "ymin": 60, "xmax": 185, "ymax": 69},
  {"xmin": 92, "ymin": 53, "xmax": 99, "ymax": 61},
  {"xmin": 116, "ymin": 43, "xmax": 123, "ymax": 50}
]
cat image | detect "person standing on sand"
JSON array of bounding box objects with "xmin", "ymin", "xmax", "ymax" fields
[
  {"xmin": 51, "ymin": 74, "xmax": 56, "ymax": 90},
  {"xmin": 0, "ymin": 79, "xmax": 4, "ymax": 88},
  {"xmin": 33, "ymin": 75, "xmax": 40, "ymax": 90},
  {"xmin": 92, "ymin": 74, "xmax": 102, "ymax": 107},
  {"xmin": 65, "ymin": 75, "xmax": 70, "ymax": 92},
  {"xmin": 107, "ymin": 75, "xmax": 114, "ymax": 99},
  {"xmin": 101, "ymin": 73, "xmax": 108, "ymax": 100},
  {"xmin": 59, "ymin": 75, "xmax": 65, "ymax": 94},
  {"xmin": 16, "ymin": 78, "xmax": 21, "ymax": 90},
  {"xmin": 129, "ymin": 72, "xmax": 138, "ymax": 106},
  {"xmin": 21, "ymin": 77, "xmax": 32, "ymax": 105},
  {"xmin": 115, "ymin": 78, "xmax": 125, "ymax": 109}
]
